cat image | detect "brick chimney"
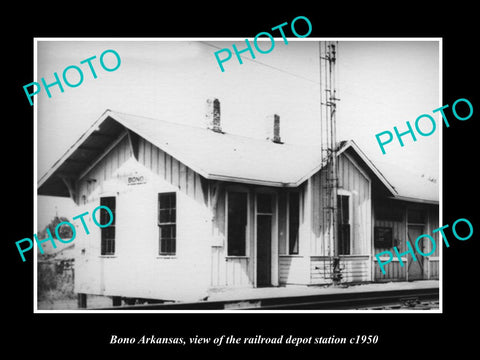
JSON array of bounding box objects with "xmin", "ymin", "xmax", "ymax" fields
[
  {"xmin": 206, "ymin": 98, "xmax": 222, "ymax": 133},
  {"xmin": 266, "ymin": 114, "xmax": 282, "ymax": 143}
]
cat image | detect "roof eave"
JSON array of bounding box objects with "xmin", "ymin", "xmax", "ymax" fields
[
  {"xmin": 208, "ymin": 174, "xmax": 296, "ymax": 188},
  {"xmin": 388, "ymin": 195, "xmax": 439, "ymax": 205},
  {"xmin": 38, "ymin": 109, "xmax": 114, "ymax": 189}
]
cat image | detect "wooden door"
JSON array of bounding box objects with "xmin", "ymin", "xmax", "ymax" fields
[
  {"xmin": 257, "ymin": 215, "xmax": 272, "ymax": 286},
  {"xmin": 256, "ymin": 193, "xmax": 273, "ymax": 287},
  {"xmin": 407, "ymin": 226, "xmax": 424, "ymax": 281}
]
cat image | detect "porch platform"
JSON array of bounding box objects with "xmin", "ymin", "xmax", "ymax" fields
[{"xmin": 206, "ymin": 280, "xmax": 439, "ymax": 303}]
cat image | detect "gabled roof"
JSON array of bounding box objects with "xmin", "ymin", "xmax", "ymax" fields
[
  {"xmin": 336, "ymin": 140, "xmax": 397, "ymax": 196},
  {"xmin": 38, "ymin": 110, "xmax": 127, "ymax": 197},
  {"xmin": 110, "ymin": 111, "xmax": 325, "ymax": 187},
  {"xmin": 38, "ymin": 110, "xmax": 437, "ymax": 204},
  {"xmin": 372, "ymin": 159, "xmax": 439, "ymax": 204},
  {"xmin": 39, "ymin": 110, "xmax": 328, "ymax": 193}
]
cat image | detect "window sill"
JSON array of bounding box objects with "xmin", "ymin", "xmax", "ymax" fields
[
  {"xmin": 374, "ymin": 256, "xmax": 407, "ymax": 262},
  {"xmin": 338, "ymin": 254, "xmax": 369, "ymax": 257},
  {"xmin": 99, "ymin": 255, "xmax": 117, "ymax": 258},
  {"xmin": 226, "ymin": 256, "xmax": 249, "ymax": 259},
  {"xmin": 156, "ymin": 256, "xmax": 177, "ymax": 259}
]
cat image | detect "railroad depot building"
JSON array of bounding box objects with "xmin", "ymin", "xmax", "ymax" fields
[{"xmin": 38, "ymin": 100, "xmax": 440, "ymax": 303}]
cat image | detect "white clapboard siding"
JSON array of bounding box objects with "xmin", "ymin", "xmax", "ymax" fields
[
  {"xmin": 339, "ymin": 256, "xmax": 370, "ymax": 283},
  {"xmin": 279, "ymin": 256, "xmax": 307, "ymax": 284},
  {"xmin": 310, "ymin": 256, "xmax": 370, "ymax": 284},
  {"xmin": 310, "ymin": 257, "xmax": 331, "ymax": 285}
]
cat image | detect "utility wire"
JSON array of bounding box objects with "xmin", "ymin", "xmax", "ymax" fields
[
  {"xmin": 200, "ymin": 41, "xmax": 320, "ymax": 85},
  {"xmin": 201, "ymin": 41, "xmax": 427, "ymax": 115}
]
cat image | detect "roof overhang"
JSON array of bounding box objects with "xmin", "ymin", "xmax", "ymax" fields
[
  {"xmin": 38, "ymin": 111, "xmax": 436, "ymax": 205},
  {"xmin": 38, "ymin": 110, "xmax": 127, "ymax": 197},
  {"xmin": 207, "ymin": 174, "xmax": 296, "ymax": 188},
  {"xmin": 387, "ymin": 195, "xmax": 439, "ymax": 205}
]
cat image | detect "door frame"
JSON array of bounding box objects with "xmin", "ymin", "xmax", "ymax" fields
[
  {"xmin": 407, "ymin": 224, "xmax": 425, "ymax": 281},
  {"xmin": 254, "ymin": 189, "xmax": 278, "ymax": 287}
]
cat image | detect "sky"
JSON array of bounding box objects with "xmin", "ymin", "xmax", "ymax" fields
[{"xmin": 36, "ymin": 38, "xmax": 440, "ymax": 234}]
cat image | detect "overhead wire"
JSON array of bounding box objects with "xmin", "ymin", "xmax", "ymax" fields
[
  {"xmin": 199, "ymin": 41, "xmax": 320, "ymax": 85},
  {"xmin": 200, "ymin": 41, "xmax": 432, "ymax": 116}
]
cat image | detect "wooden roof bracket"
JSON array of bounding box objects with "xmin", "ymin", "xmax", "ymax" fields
[{"xmin": 60, "ymin": 176, "xmax": 77, "ymax": 202}]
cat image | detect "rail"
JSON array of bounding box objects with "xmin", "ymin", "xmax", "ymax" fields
[{"xmin": 92, "ymin": 287, "xmax": 439, "ymax": 310}]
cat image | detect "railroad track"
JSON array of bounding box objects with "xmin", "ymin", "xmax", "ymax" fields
[
  {"xmin": 356, "ymin": 300, "xmax": 439, "ymax": 310},
  {"xmin": 93, "ymin": 287, "xmax": 439, "ymax": 310}
]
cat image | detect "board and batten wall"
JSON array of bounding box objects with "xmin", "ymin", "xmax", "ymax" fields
[
  {"xmin": 211, "ymin": 184, "xmax": 284, "ymax": 288},
  {"xmin": 424, "ymin": 205, "xmax": 440, "ymax": 279},
  {"xmin": 373, "ymin": 199, "xmax": 439, "ymax": 281},
  {"xmin": 372, "ymin": 200, "xmax": 407, "ymax": 281},
  {"xmin": 74, "ymin": 133, "xmax": 214, "ymax": 302},
  {"xmin": 309, "ymin": 152, "xmax": 372, "ymax": 284},
  {"xmin": 278, "ymin": 184, "xmax": 311, "ymax": 285},
  {"xmin": 210, "ymin": 185, "xmax": 254, "ymax": 288}
]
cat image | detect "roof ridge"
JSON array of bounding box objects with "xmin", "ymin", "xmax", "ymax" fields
[{"xmin": 108, "ymin": 109, "xmax": 322, "ymax": 148}]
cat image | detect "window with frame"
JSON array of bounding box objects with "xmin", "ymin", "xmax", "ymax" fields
[
  {"xmin": 227, "ymin": 191, "xmax": 247, "ymax": 256},
  {"xmin": 100, "ymin": 196, "xmax": 116, "ymax": 255},
  {"xmin": 288, "ymin": 192, "xmax": 300, "ymax": 255},
  {"xmin": 158, "ymin": 192, "xmax": 176, "ymax": 255},
  {"xmin": 337, "ymin": 194, "xmax": 350, "ymax": 255}
]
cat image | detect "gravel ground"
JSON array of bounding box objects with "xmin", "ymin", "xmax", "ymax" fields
[{"xmin": 38, "ymin": 294, "xmax": 112, "ymax": 310}]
